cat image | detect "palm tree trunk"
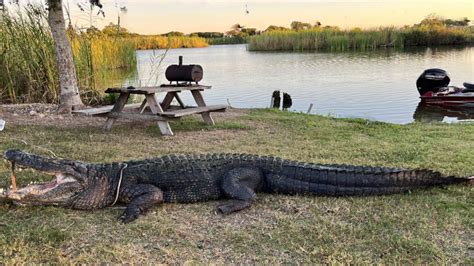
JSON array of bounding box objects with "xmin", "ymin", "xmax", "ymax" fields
[{"xmin": 47, "ymin": 0, "xmax": 83, "ymax": 112}]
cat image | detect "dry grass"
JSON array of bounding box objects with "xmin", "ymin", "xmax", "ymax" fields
[
  {"xmin": 0, "ymin": 107, "xmax": 472, "ymax": 263},
  {"xmin": 131, "ymin": 35, "xmax": 208, "ymax": 50}
]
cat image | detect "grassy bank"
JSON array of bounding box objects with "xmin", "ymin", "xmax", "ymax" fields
[
  {"xmin": 248, "ymin": 26, "xmax": 474, "ymax": 51},
  {"xmin": 207, "ymin": 36, "xmax": 247, "ymax": 45},
  {"xmin": 0, "ymin": 108, "xmax": 472, "ymax": 264},
  {"xmin": 131, "ymin": 35, "xmax": 208, "ymax": 50},
  {"xmin": 99, "ymin": 25, "xmax": 209, "ymax": 49},
  {"xmin": 0, "ymin": 5, "xmax": 137, "ymax": 105}
]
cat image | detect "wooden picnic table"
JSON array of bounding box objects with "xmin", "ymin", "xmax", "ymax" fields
[{"xmin": 74, "ymin": 85, "xmax": 227, "ymax": 136}]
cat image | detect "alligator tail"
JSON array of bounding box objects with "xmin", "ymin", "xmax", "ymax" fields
[{"xmin": 264, "ymin": 162, "xmax": 472, "ymax": 196}]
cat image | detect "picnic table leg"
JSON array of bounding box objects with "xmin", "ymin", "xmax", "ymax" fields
[
  {"xmin": 161, "ymin": 92, "xmax": 186, "ymax": 110},
  {"xmin": 145, "ymin": 94, "xmax": 174, "ymax": 136},
  {"xmin": 161, "ymin": 92, "xmax": 175, "ymax": 111},
  {"xmin": 174, "ymin": 93, "xmax": 186, "ymax": 109},
  {"xmin": 138, "ymin": 98, "xmax": 148, "ymax": 114},
  {"xmin": 103, "ymin": 92, "xmax": 130, "ymax": 131},
  {"xmin": 191, "ymin": 90, "xmax": 215, "ymax": 125}
]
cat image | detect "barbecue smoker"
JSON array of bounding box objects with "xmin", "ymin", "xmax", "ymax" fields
[{"xmin": 165, "ymin": 56, "xmax": 203, "ymax": 85}]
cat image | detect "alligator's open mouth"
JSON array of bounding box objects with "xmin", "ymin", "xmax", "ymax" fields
[
  {"xmin": 1, "ymin": 164, "xmax": 78, "ymax": 203},
  {"xmin": 1, "ymin": 150, "xmax": 85, "ymax": 205}
]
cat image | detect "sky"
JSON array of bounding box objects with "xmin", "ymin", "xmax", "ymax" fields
[{"xmin": 8, "ymin": 0, "xmax": 474, "ymax": 34}]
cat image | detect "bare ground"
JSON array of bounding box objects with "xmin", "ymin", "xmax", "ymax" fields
[{"xmin": 0, "ymin": 103, "xmax": 247, "ymax": 128}]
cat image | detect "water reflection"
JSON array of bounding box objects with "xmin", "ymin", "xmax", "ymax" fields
[
  {"xmin": 96, "ymin": 68, "xmax": 138, "ymax": 89},
  {"xmin": 413, "ymin": 102, "xmax": 474, "ymax": 123}
]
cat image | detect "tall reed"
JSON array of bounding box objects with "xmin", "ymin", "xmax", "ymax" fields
[
  {"xmin": 69, "ymin": 31, "xmax": 137, "ymax": 103},
  {"xmin": 248, "ymin": 26, "xmax": 473, "ymax": 51},
  {"xmin": 131, "ymin": 35, "xmax": 208, "ymax": 50},
  {"xmin": 0, "ymin": 5, "xmax": 58, "ymax": 103},
  {"xmin": 0, "ymin": 5, "xmax": 137, "ymax": 104},
  {"xmin": 208, "ymin": 36, "xmax": 247, "ymax": 45}
]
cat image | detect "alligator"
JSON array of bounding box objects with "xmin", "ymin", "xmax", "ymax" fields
[{"xmin": 0, "ymin": 150, "xmax": 472, "ymax": 223}]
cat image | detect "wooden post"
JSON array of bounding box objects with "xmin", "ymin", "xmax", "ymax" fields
[
  {"xmin": 103, "ymin": 92, "xmax": 130, "ymax": 131},
  {"xmin": 145, "ymin": 93, "xmax": 174, "ymax": 136},
  {"xmin": 191, "ymin": 90, "xmax": 214, "ymax": 125}
]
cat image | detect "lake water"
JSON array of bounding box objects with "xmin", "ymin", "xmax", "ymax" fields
[{"xmin": 128, "ymin": 45, "xmax": 474, "ymax": 124}]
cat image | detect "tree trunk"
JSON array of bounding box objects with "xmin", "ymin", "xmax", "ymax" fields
[{"xmin": 47, "ymin": 0, "xmax": 84, "ymax": 112}]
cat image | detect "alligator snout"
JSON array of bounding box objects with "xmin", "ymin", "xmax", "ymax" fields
[
  {"xmin": 3, "ymin": 149, "xmax": 60, "ymax": 171},
  {"xmin": 4, "ymin": 149, "xmax": 21, "ymax": 162},
  {"xmin": 3, "ymin": 149, "xmax": 63, "ymax": 175}
]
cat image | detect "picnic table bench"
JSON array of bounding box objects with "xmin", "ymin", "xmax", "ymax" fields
[{"xmin": 73, "ymin": 85, "xmax": 227, "ymax": 136}]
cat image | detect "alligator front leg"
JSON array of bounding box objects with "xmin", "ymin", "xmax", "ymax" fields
[
  {"xmin": 217, "ymin": 167, "xmax": 264, "ymax": 214},
  {"xmin": 119, "ymin": 184, "xmax": 163, "ymax": 223}
]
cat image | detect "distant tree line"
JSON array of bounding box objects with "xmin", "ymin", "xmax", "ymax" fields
[
  {"xmin": 264, "ymin": 21, "xmax": 335, "ymax": 32},
  {"xmin": 263, "ymin": 16, "xmax": 471, "ymax": 33},
  {"xmin": 95, "ymin": 14, "xmax": 471, "ymax": 46},
  {"xmin": 189, "ymin": 32, "xmax": 224, "ymax": 38},
  {"xmin": 417, "ymin": 14, "xmax": 471, "ymax": 27}
]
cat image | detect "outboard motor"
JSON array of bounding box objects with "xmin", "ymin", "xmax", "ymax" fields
[
  {"xmin": 416, "ymin": 68, "xmax": 450, "ymax": 96},
  {"xmin": 165, "ymin": 56, "xmax": 203, "ymax": 85}
]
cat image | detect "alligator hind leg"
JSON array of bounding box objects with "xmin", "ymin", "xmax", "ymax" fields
[
  {"xmin": 119, "ymin": 184, "xmax": 164, "ymax": 223},
  {"xmin": 217, "ymin": 167, "xmax": 264, "ymax": 214}
]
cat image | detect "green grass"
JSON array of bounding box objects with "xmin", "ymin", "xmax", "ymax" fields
[
  {"xmin": 0, "ymin": 109, "xmax": 473, "ymax": 263},
  {"xmin": 248, "ymin": 26, "xmax": 474, "ymax": 51}
]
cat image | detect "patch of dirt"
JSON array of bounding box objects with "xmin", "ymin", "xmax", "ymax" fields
[
  {"xmin": 0, "ymin": 103, "xmax": 249, "ymax": 129},
  {"xmin": 0, "ymin": 103, "xmax": 103, "ymax": 128}
]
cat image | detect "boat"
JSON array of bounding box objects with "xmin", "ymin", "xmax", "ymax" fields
[{"xmin": 416, "ymin": 69, "xmax": 474, "ymax": 107}]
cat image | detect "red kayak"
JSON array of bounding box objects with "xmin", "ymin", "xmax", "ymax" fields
[{"xmin": 417, "ymin": 69, "xmax": 474, "ymax": 107}]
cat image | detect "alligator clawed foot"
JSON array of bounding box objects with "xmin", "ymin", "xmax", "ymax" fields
[
  {"xmin": 120, "ymin": 211, "xmax": 139, "ymax": 223},
  {"xmin": 216, "ymin": 200, "xmax": 251, "ymax": 215},
  {"xmin": 216, "ymin": 204, "xmax": 232, "ymax": 215}
]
